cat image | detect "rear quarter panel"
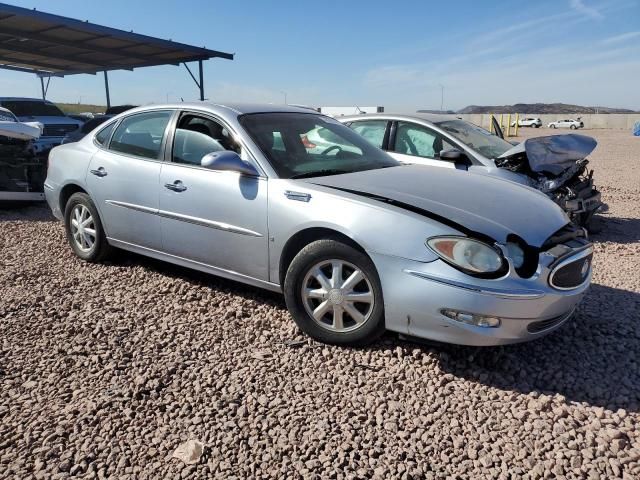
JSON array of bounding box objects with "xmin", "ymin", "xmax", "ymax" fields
[{"xmin": 46, "ymin": 139, "xmax": 97, "ymax": 214}]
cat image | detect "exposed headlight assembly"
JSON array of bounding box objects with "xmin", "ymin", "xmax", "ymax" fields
[{"xmin": 427, "ymin": 236, "xmax": 505, "ymax": 276}]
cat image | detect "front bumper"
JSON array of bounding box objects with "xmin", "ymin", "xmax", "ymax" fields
[
  {"xmin": 565, "ymin": 190, "xmax": 601, "ymax": 214},
  {"xmin": 371, "ymin": 247, "xmax": 591, "ymax": 346}
]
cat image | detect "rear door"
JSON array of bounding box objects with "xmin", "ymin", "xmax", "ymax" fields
[
  {"xmin": 388, "ymin": 121, "xmax": 457, "ymax": 168},
  {"xmin": 86, "ymin": 110, "xmax": 173, "ymax": 250},
  {"xmin": 158, "ymin": 111, "xmax": 269, "ymax": 280}
]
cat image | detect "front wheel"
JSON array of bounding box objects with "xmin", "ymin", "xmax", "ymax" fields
[
  {"xmin": 570, "ymin": 124, "xmax": 577, "ymax": 130},
  {"xmin": 64, "ymin": 192, "xmax": 112, "ymax": 262},
  {"xmin": 550, "ymin": 124, "xmax": 556, "ymax": 129},
  {"xmin": 284, "ymin": 239, "xmax": 385, "ymax": 346}
]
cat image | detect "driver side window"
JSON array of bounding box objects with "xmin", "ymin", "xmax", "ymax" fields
[
  {"xmin": 393, "ymin": 122, "xmax": 453, "ymax": 159},
  {"xmin": 172, "ymin": 114, "xmax": 241, "ymax": 166}
]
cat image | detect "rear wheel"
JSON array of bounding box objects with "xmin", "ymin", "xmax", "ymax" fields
[
  {"xmin": 551, "ymin": 124, "xmax": 557, "ymax": 129},
  {"xmin": 284, "ymin": 239, "xmax": 385, "ymax": 346},
  {"xmin": 570, "ymin": 124, "xmax": 577, "ymax": 130},
  {"xmin": 64, "ymin": 192, "xmax": 112, "ymax": 262}
]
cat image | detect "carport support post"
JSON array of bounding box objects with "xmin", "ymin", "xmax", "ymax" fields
[
  {"xmin": 198, "ymin": 60, "xmax": 204, "ymax": 101},
  {"xmin": 40, "ymin": 76, "xmax": 46, "ymax": 100},
  {"xmin": 103, "ymin": 71, "xmax": 111, "ymax": 109}
]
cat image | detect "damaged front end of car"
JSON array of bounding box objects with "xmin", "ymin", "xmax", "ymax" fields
[
  {"xmin": 495, "ymin": 134, "xmax": 602, "ymax": 229},
  {"xmin": 0, "ymin": 132, "xmax": 46, "ymax": 202}
]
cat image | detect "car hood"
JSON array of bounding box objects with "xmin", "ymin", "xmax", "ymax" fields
[
  {"xmin": 306, "ymin": 165, "xmax": 569, "ymax": 247},
  {"xmin": 498, "ymin": 134, "xmax": 596, "ymax": 176}
]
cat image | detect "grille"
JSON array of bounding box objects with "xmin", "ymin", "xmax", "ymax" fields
[
  {"xmin": 549, "ymin": 250, "xmax": 592, "ymax": 290},
  {"xmin": 42, "ymin": 124, "xmax": 79, "ymax": 137},
  {"xmin": 527, "ymin": 311, "xmax": 572, "ymax": 334}
]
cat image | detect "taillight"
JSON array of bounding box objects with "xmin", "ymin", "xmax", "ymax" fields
[{"xmin": 301, "ymin": 135, "xmax": 316, "ymax": 149}]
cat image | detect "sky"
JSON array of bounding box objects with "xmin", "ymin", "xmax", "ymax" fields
[{"xmin": 1, "ymin": 0, "xmax": 639, "ymax": 111}]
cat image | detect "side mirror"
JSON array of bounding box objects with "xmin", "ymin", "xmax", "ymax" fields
[
  {"xmin": 439, "ymin": 148, "xmax": 465, "ymax": 161},
  {"xmin": 201, "ymin": 151, "xmax": 259, "ymax": 176}
]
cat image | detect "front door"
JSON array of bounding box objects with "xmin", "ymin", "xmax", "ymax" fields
[
  {"xmin": 86, "ymin": 110, "xmax": 173, "ymax": 250},
  {"xmin": 158, "ymin": 111, "xmax": 269, "ymax": 280},
  {"xmin": 389, "ymin": 121, "xmax": 457, "ymax": 168}
]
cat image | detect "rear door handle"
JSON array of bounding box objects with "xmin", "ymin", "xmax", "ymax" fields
[
  {"xmin": 164, "ymin": 180, "xmax": 187, "ymax": 192},
  {"xmin": 90, "ymin": 167, "xmax": 107, "ymax": 177}
]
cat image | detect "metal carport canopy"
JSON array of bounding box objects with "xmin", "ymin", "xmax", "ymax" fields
[{"xmin": 0, "ymin": 2, "xmax": 234, "ymax": 105}]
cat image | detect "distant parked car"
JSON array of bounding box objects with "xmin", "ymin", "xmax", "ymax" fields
[
  {"xmin": 548, "ymin": 119, "xmax": 583, "ymax": 129},
  {"xmin": 44, "ymin": 103, "xmax": 593, "ymax": 346},
  {"xmin": 511, "ymin": 117, "xmax": 541, "ymax": 128},
  {"xmin": 61, "ymin": 115, "xmax": 114, "ymax": 144},
  {"xmin": 0, "ymin": 97, "xmax": 82, "ymax": 153},
  {"xmin": 340, "ymin": 113, "xmax": 601, "ymax": 228}
]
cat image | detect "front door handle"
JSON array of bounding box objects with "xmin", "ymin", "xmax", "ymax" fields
[
  {"xmin": 90, "ymin": 167, "xmax": 107, "ymax": 177},
  {"xmin": 164, "ymin": 180, "xmax": 187, "ymax": 192}
]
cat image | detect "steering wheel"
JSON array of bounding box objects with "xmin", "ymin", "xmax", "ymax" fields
[{"xmin": 321, "ymin": 145, "xmax": 343, "ymax": 156}]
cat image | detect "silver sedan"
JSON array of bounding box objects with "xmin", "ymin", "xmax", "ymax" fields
[{"xmin": 44, "ymin": 103, "xmax": 592, "ymax": 346}]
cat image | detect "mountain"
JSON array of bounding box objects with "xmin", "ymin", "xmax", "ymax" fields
[{"xmin": 457, "ymin": 103, "xmax": 636, "ymax": 114}]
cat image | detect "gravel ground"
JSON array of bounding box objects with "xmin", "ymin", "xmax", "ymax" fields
[{"xmin": 1, "ymin": 129, "xmax": 639, "ymax": 479}]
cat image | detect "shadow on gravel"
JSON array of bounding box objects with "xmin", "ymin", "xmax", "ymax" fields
[
  {"xmin": 401, "ymin": 283, "xmax": 640, "ymax": 412},
  {"xmin": 590, "ymin": 215, "xmax": 640, "ymax": 244},
  {"xmin": 106, "ymin": 249, "xmax": 285, "ymax": 306},
  {"xmin": 0, "ymin": 202, "xmax": 54, "ymax": 222}
]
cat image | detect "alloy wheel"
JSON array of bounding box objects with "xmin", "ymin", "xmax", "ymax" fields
[
  {"xmin": 70, "ymin": 204, "xmax": 96, "ymax": 252},
  {"xmin": 301, "ymin": 259, "xmax": 375, "ymax": 332}
]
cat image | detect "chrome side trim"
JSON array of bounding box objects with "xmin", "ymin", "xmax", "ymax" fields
[
  {"xmin": 548, "ymin": 246, "xmax": 593, "ymax": 291},
  {"xmin": 403, "ymin": 269, "xmax": 545, "ymax": 299},
  {"xmin": 107, "ymin": 237, "xmax": 281, "ymax": 292},
  {"xmin": 157, "ymin": 210, "xmax": 263, "ymax": 237},
  {"xmin": 105, "ymin": 200, "xmax": 263, "ymax": 237},
  {"xmin": 105, "ymin": 200, "xmax": 157, "ymax": 215},
  {"xmin": 284, "ymin": 190, "xmax": 311, "ymax": 202}
]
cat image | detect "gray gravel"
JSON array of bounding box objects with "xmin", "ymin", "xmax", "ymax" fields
[{"xmin": 1, "ymin": 129, "xmax": 639, "ymax": 479}]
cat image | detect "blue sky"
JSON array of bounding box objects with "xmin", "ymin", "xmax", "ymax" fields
[{"xmin": 1, "ymin": 0, "xmax": 639, "ymax": 110}]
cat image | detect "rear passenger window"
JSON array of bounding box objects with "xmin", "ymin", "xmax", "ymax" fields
[
  {"xmin": 109, "ymin": 111, "xmax": 172, "ymax": 159},
  {"xmin": 95, "ymin": 122, "xmax": 115, "ymax": 146},
  {"xmin": 350, "ymin": 120, "xmax": 387, "ymax": 148}
]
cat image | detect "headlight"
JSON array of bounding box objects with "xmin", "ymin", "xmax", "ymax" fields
[{"xmin": 427, "ymin": 236, "xmax": 504, "ymax": 274}]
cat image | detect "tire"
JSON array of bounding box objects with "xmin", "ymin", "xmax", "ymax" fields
[
  {"xmin": 570, "ymin": 125, "xmax": 577, "ymax": 130},
  {"xmin": 550, "ymin": 124, "xmax": 556, "ymax": 129},
  {"xmin": 64, "ymin": 192, "xmax": 112, "ymax": 262},
  {"xmin": 283, "ymin": 239, "xmax": 385, "ymax": 346}
]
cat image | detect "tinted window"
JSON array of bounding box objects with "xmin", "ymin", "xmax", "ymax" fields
[
  {"xmin": 109, "ymin": 111, "xmax": 172, "ymax": 159},
  {"xmin": 172, "ymin": 114, "xmax": 240, "ymax": 166},
  {"xmin": 239, "ymin": 113, "xmax": 398, "ymax": 179},
  {"xmin": 0, "ymin": 100, "xmax": 64, "ymax": 117},
  {"xmin": 394, "ymin": 122, "xmax": 445, "ymax": 158},
  {"xmin": 349, "ymin": 120, "xmax": 387, "ymax": 148},
  {"xmin": 95, "ymin": 122, "xmax": 115, "ymax": 146}
]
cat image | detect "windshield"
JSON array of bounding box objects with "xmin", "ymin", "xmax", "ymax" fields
[
  {"xmin": 239, "ymin": 112, "xmax": 399, "ymax": 178},
  {"xmin": 435, "ymin": 119, "xmax": 514, "ymax": 159},
  {"xmin": 0, "ymin": 109, "xmax": 17, "ymax": 122},
  {"xmin": 0, "ymin": 101, "xmax": 65, "ymax": 117}
]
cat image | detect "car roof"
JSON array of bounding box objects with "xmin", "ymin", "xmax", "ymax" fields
[
  {"xmin": 338, "ymin": 112, "xmax": 458, "ymax": 124},
  {"xmin": 120, "ymin": 102, "xmax": 327, "ymax": 121}
]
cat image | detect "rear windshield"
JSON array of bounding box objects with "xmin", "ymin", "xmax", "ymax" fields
[
  {"xmin": 0, "ymin": 101, "xmax": 65, "ymax": 117},
  {"xmin": 239, "ymin": 112, "xmax": 398, "ymax": 178}
]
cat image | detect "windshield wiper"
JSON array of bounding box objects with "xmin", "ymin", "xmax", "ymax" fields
[{"xmin": 290, "ymin": 169, "xmax": 352, "ymax": 179}]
